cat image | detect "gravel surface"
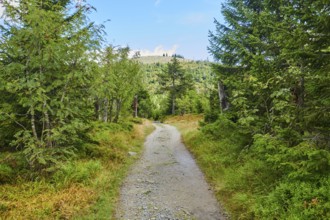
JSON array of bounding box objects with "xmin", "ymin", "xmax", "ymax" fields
[{"xmin": 116, "ymin": 123, "xmax": 227, "ymax": 220}]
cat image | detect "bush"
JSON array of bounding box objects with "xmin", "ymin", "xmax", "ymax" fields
[
  {"xmin": 130, "ymin": 117, "xmax": 143, "ymax": 124},
  {"xmin": 204, "ymin": 109, "xmax": 219, "ymax": 123},
  {"xmin": 255, "ymin": 179, "xmax": 330, "ymax": 220},
  {"xmin": 0, "ymin": 164, "xmax": 13, "ymax": 183},
  {"xmin": 201, "ymin": 115, "xmax": 250, "ymax": 150},
  {"xmin": 0, "ymin": 153, "xmax": 27, "ymax": 183},
  {"xmin": 186, "ymin": 114, "xmax": 330, "ymax": 219}
]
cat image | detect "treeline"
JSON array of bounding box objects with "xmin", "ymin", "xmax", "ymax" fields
[
  {"xmin": 0, "ymin": 0, "xmax": 144, "ymax": 172},
  {"xmin": 202, "ymin": 0, "xmax": 329, "ymax": 218},
  {"xmin": 140, "ymin": 57, "xmax": 215, "ymax": 118}
]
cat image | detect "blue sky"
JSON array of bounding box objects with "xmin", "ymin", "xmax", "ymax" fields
[{"xmin": 87, "ymin": 0, "xmax": 224, "ymax": 60}]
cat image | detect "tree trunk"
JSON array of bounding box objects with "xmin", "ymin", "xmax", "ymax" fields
[
  {"xmin": 297, "ymin": 76, "xmax": 304, "ymax": 108},
  {"xmin": 218, "ymin": 80, "xmax": 229, "ymax": 112},
  {"xmin": 114, "ymin": 99, "xmax": 122, "ymax": 123},
  {"xmin": 109, "ymin": 98, "xmax": 114, "ymax": 122},
  {"xmin": 171, "ymin": 76, "xmax": 176, "ymax": 114},
  {"xmin": 133, "ymin": 95, "xmax": 138, "ymax": 118},
  {"xmin": 297, "ymin": 76, "xmax": 305, "ymax": 135},
  {"xmin": 30, "ymin": 105, "xmax": 39, "ymax": 142},
  {"xmin": 103, "ymin": 98, "xmax": 108, "ymax": 122},
  {"xmin": 94, "ymin": 97, "xmax": 100, "ymax": 120},
  {"xmin": 217, "ymin": 81, "xmax": 223, "ymax": 113},
  {"xmin": 291, "ymin": 76, "xmax": 305, "ymax": 108},
  {"xmin": 98, "ymin": 98, "xmax": 102, "ymax": 121},
  {"xmin": 171, "ymin": 93, "xmax": 176, "ymax": 115},
  {"xmin": 43, "ymin": 101, "xmax": 52, "ymax": 148}
]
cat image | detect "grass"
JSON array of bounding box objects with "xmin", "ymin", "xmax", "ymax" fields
[
  {"xmin": 79, "ymin": 120, "xmax": 155, "ymax": 220},
  {"xmin": 164, "ymin": 114, "xmax": 203, "ymax": 135},
  {"xmin": 165, "ymin": 114, "xmax": 254, "ymax": 219},
  {"xmin": 0, "ymin": 119, "xmax": 155, "ymax": 220},
  {"xmin": 0, "ymin": 182, "xmax": 96, "ymax": 219},
  {"xmin": 165, "ymin": 114, "xmax": 330, "ymax": 219}
]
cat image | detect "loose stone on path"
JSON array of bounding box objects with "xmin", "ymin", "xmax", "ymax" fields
[{"xmin": 116, "ymin": 123, "xmax": 227, "ymax": 220}]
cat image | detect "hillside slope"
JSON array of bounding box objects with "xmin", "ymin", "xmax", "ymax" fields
[
  {"xmin": 135, "ymin": 56, "xmax": 188, "ymax": 64},
  {"xmin": 137, "ymin": 56, "xmax": 216, "ymax": 117}
]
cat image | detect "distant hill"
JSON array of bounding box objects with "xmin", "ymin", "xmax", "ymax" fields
[
  {"xmin": 138, "ymin": 55, "xmax": 215, "ymax": 116},
  {"xmin": 139, "ymin": 55, "xmax": 215, "ymax": 96},
  {"xmin": 135, "ymin": 56, "xmax": 187, "ymax": 64}
]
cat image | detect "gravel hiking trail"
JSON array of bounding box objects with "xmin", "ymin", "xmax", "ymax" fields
[{"xmin": 116, "ymin": 123, "xmax": 227, "ymax": 220}]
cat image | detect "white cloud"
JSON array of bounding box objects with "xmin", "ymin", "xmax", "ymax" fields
[{"xmin": 131, "ymin": 45, "xmax": 179, "ymax": 57}]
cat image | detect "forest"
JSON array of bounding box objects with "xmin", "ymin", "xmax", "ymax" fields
[
  {"xmin": 0, "ymin": 0, "xmax": 329, "ymax": 219},
  {"xmin": 202, "ymin": 0, "xmax": 329, "ymax": 219}
]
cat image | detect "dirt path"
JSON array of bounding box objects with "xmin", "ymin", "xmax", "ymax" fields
[{"xmin": 116, "ymin": 123, "xmax": 227, "ymax": 220}]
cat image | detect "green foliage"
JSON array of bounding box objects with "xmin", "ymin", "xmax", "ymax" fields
[
  {"xmin": 251, "ymin": 135, "xmax": 330, "ymax": 181},
  {"xmin": 202, "ymin": 115, "xmax": 237, "ymax": 140},
  {"xmin": 176, "ymin": 114, "xmax": 330, "ymax": 219},
  {"xmin": 93, "ymin": 46, "xmax": 142, "ymax": 123},
  {"xmin": 52, "ymin": 160, "xmax": 102, "ymax": 187},
  {"xmin": 172, "ymin": 54, "xmax": 184, "ymax": 59},
  {"xmin": 176, "ymin": 90, "xmax": 209, "ymax": 115},
  {"xmin": 0, "ymin": 0, "xmax": 153, "ymax": 219},
  {"xmin": 158, "ymin": 56, "xmax": 194, "ymax": 114},
  {"xmin": 206, "ymin": 0, "xmax": 330, "ymax": 218},
  {"xmin": 141, "ymin": 56, "xmax": 214, "ymax": 117},
  {"xmin": 0, "ymin": 116, "xmax": 153, "ymax": 219},
  {"xmin": 0, "ymin": 164, "xmax": 13, "ymax": 184},
  {"xmin": 0, "ymin": 0, "xmax": 102, "ymax": 170},
  {"xmin": 135, "ymin": 89, "xmax": 154, "ymax": 118},
  {"xmin": 130, "ymin": 117, "xmax": 143, "ymax": 124},
  {"xmin": 256, "ymin": 179, "xmax": 330, "ymax": 220}
]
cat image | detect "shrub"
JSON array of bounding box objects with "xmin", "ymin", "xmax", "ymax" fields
[
  {"xmin": 0, "ymin": 164, "xmax": 13, "ymax": 183},
  {"xmin": 255, "ymin": 179, "xmax": 330, "ymax": 220},
  {"xmin": 130, "ymin": 117, "xmax": 143, "ymax": 124}
]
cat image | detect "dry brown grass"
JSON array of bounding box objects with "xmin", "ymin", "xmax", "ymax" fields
[
  {"xmin": 0, "ymin": 183, "xmax": 95, "ymax": 220},
  {"xmin": 164, "ymin": 114, "xmax": 203, "ymax": 135},
  {"xmin": 0, "ymin": 119, "xmax": 155, "ymax": 220},
  {"xmin": 130, "ymin": 119, "xmax": 153, "ymax": 139}
]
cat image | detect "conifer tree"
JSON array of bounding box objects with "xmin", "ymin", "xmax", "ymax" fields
[
  {"xmin": 208, "ymin": 1, "xmax": 330, "ymax": 217},
  {"xmin": 0, "ymin": 0, "xmax": 102, "ymax": 169},
  {"xmin": 93, "ymin": 46, "xmax": 142, "ymax": 122},
  {"xmin": 158, "ymin": 56, "xmax": 193, "ymax": 114}
]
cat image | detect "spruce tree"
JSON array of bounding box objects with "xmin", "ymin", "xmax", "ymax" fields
[
  {"xmin": 93, "ymin": 46, "xmax": 142, "ymax": 123},
  {"xmin": 208, "ymin": 1, "xmax": 330, "ymax": 217},
  {"xmin": 158, "ymin": 56, "xmax": 193, "ymax": 114},
  {"xmin": 0, "ymin": 0, "xmax": 102, "ymax": 169}
]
